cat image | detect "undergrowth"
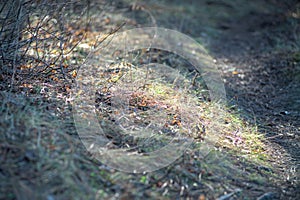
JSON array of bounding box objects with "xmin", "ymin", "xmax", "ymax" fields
[{"xmin": 0, "ymin": 0, "xmax": 290, "ymax": 199}]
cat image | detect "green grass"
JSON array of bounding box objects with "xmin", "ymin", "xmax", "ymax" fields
[{"xmin": 2, "ymin": 0, "xmax": 294, "ymax": 198}]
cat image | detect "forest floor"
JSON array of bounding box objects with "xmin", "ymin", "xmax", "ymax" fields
[{"xmin": 0, "ymin": 0, "xmax": 299, "ymax": 199}]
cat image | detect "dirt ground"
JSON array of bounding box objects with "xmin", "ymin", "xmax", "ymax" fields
[
  {"xmin": 1, "ymin": 0, "xmax": 299, "ymax": 199},
  {"xmin": 117, "ymin": 0, "xmax": 300, "ymax": 190}
]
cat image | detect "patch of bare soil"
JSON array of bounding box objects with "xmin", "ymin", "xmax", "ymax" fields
[
  {"xmin": 207, "ymin": 2, "xmax": 300, "ymax": 199},
  {"xmin": 1, "ymin": 0, "xmax": 299, "ymax": 199},
  {"xmin": 115, "ymin": 0, "xmax": 300, "ymax": 198}
]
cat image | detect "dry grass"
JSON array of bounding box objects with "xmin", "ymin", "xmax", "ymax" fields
[{"xmin": 1, "ymin": 0, "xmax": 295, "ymax": 199}]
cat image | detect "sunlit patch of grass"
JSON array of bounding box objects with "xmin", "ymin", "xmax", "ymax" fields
[
  {"xmin": 214, "ymin": 108, "xmax": 271, "ymax": 165},
  {"xmin": 94, "ymin": 64, "xmax": 210, "ymax": 154},
  {"xmin": 93, "ymin": 57, "xmax": 274, "ymax": 173},
  {"xmin": 148, "ymin": 82, "xmax": 176, "ymax": 98}
]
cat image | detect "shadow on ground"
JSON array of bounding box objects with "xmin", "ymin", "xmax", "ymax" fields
[{"xmin": 115, "ymin": 0, "xmax": 300, "ymax": 198}]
